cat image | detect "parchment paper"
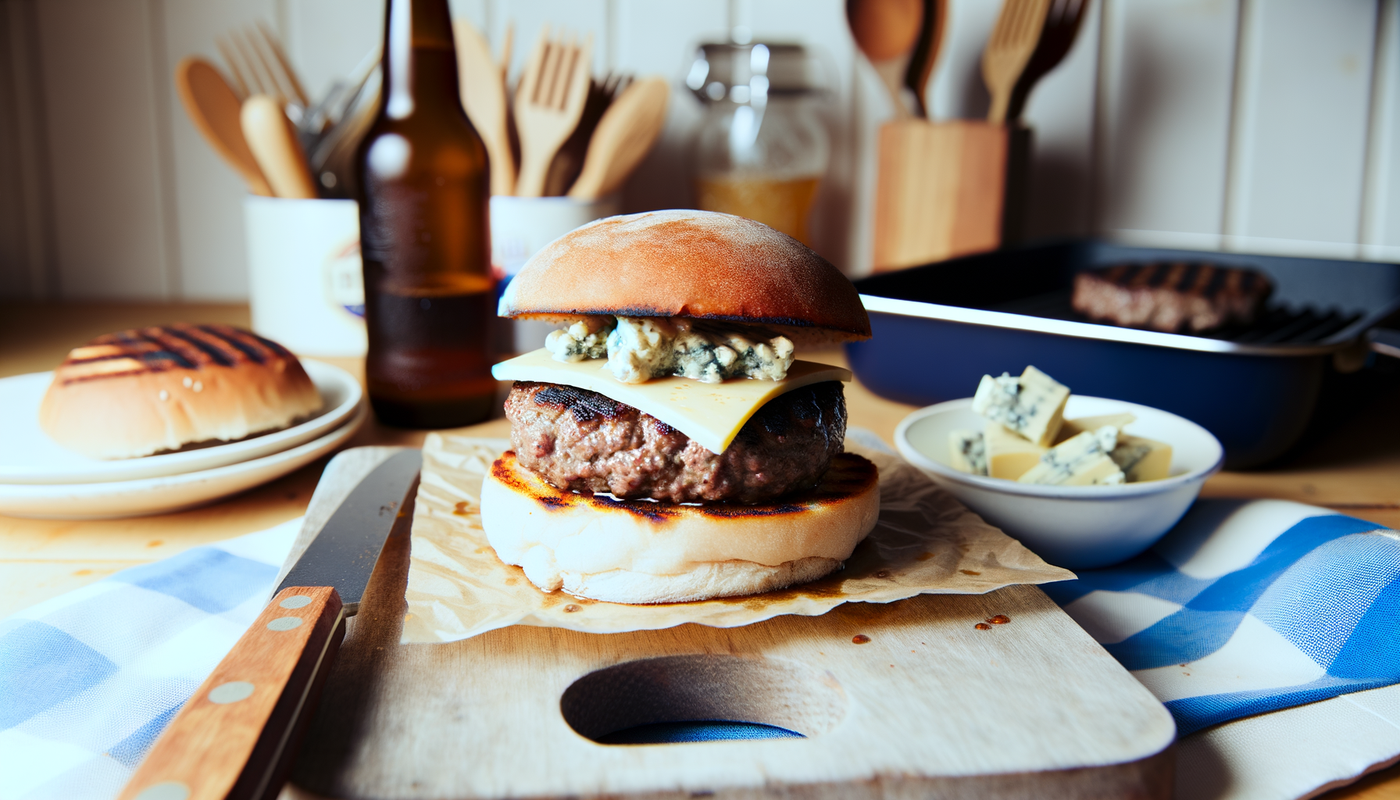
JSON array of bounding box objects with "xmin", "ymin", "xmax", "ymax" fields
[{"xmin": 402, "ymin": 434, "xmax": 1074, "ymax": 643}]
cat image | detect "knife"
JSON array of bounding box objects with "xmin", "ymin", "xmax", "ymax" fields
[{"xmin": 117, "ymin": 449, "xmax": 423, "ymax": 800}]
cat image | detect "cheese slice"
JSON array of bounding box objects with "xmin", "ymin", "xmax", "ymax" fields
[{"xmin": 492, "ymin": 349, "xmax": 852, "ymax": 454}]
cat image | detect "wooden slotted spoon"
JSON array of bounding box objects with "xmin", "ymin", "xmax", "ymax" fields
[
  {"xmin": 174, "ymin": 57, "xmax": 273, "ymax": 196},
  {"xmin": 982, "ymin": 0, "xmax": 1053, "ymax": 125},
  {"xmin": 513, "ymin": 27, "xmax": 593, "ymax": 198}
]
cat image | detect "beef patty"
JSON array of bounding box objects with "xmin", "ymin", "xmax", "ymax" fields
[{"xmin": 506, "ymin": 380, "xmax": 847, "ymax": 503}]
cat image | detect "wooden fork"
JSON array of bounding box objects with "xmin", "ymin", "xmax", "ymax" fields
[
  {"xmin": 513, "ymin": 27, "xmax": 593, "ymax": 198},
  {"xmin": 981, "ymin": 0, "xmax": 1053, "ymax": 125},
  {"xmin": 218, "ymin": 24, "xmax": 309, "ymax": 109}
]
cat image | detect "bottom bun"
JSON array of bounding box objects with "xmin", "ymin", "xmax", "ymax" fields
[{"xmin": 481, "ymin": 451, "xmax": 880, "ymax": 604}]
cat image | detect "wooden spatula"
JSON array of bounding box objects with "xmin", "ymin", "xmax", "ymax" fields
[
  {"xmin": 175, "ymin": 58, "xmax": 273, "ymax": 196},
  {"xmin": 1004, "ymin": 0, "xmax": 1088, "ymax": 123},
  {"xmin": 981, "ymin": 0, "xmax": 1053, "ymax": 125},
  {"xmin": 513, "ymin": 27, "xmax": 593, "ymax": 198},
  {"xmin": 567, "ymin": 77, "xmax": 667, "ymax": 200},
  {"xmin": 241, "ymin": 94, "xmax": 318, "ymax": 199},
  {"xmin": 455, "ymin": 19, "xmax": 515, "ymax": 196}
]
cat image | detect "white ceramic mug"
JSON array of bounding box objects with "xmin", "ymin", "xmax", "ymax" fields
[
  {"xmin": 489, "ymin": 195, "xmax": 621, "ymax": 353},
  {"xmin": 244, "ymin": 196, "xmax": 367, "ymax": 357}
]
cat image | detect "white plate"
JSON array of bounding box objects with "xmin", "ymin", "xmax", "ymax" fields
[
  {"xmin": 0, "ymin": 360, "xmax": 362, "ymax": 485},
  {"xmin": 0, "ymin": 404, "xmax": 367, "ymax": 519}
]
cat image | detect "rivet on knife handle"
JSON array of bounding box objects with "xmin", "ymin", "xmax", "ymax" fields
[{"xmin": 117, "ymin": 586, "xmax": 345, "ymax": 800}]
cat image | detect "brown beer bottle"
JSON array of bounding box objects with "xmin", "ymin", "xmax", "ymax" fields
[{"xmin": 356, "ymin": 0, "xmax": 495, "ymax": 428}]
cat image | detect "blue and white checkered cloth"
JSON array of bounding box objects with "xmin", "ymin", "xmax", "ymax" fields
[
  {"xmin": 2, "ymin": 493, "xmax": 1398, "ymax": 800},
  {"xmin": 0, "ymin": 519, "xmax": 298, "ymax": 800},
  {"xmin": 1042, "ymin": 498, "xmax": 1400, "ymax": 737}
]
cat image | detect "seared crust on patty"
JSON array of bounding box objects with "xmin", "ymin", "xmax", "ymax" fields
[{"xmin": 506, "ymin": 380, "xmax": 847, "ymax": 503}]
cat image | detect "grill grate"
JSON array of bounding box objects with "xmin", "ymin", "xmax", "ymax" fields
[{"xmin": 989, "ymin": 289, "xmax": 1364, "ymax": 346}]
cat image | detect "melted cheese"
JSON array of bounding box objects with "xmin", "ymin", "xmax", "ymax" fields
[{"xmin": 492, "ymin": 349, "xmax": 852, "ymax": 454}]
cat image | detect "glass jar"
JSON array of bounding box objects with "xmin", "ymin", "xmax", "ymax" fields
[{"xmin": 687, "ymin": 42, "xmax": 830, "ymax": 246}]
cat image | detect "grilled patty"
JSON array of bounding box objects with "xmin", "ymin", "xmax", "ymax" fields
[
  {"xmin": 506, "ymin": 380, "xmax": 847, "ymax": 504},
  {"xmin": 1071, "ymin": 262, "xmax": 1273, "ymax": 334}
]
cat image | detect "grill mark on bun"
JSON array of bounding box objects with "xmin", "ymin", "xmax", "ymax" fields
[
  {"xmin": 202, "ymin": 325, "xmax": 274, "ymax": 363},
  {"xmin": 56, "ymin": 324, "xmax": 297, "ymax": 385},
  {"xmin": 165, "ymin": 327, "xmax": 236, "ymax": 366}
]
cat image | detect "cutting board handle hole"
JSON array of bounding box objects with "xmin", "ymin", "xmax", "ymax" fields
[{"xmin": 560, "ymin": 654, "xmax": 847, "ymax": 745}]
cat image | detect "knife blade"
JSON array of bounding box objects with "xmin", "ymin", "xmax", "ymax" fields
[{"xmin": 117, "ymin": 448, "xmax": 422, "ymax": 800}]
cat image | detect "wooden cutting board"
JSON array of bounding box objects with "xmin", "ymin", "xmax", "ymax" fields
[{"xmin": 280, "ymin": 448, "xmax": 1175, "ymax": 800}]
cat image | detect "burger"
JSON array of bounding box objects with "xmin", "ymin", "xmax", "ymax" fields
[{"xmin": 480, "ymin": 210, "xmax": 880, "ymax": 604}]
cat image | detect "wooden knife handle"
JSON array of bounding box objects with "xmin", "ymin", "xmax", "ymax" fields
[{"xmin": 118, "ymin": 587, "xmax": 346, "ymax": 800}]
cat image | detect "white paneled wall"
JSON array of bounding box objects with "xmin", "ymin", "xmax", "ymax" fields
[{"xmin": 1, "ymin": 0, "xmax": 1398, "ymax": 301}]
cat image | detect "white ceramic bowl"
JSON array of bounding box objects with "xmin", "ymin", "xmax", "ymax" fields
[{"xmin": 894, "ymin": 395, "xmax": 1224, "ymax": 569}]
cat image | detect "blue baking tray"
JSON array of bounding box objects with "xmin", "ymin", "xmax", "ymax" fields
[{"xmin": 844, "ymin": 240, "xmax": 1400, "ymax": 468}]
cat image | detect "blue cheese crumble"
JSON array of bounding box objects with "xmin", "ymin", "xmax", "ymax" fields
[
  {"xmin": 545, "ymin": 317, "xmax": 614, "ymax": 362},
  {"xmin": 545, "ymin": 316, "xmax": 796, "ymax": 384}
]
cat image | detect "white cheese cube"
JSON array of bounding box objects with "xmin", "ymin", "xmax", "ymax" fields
[
  {"xmin": 984, "ymin": 421, "xmax": 1046, "ymax": 480},
  {"xmin": 1111, "ymin": 435, "xmax": 1173, "ymax": 482},
  {"xmin": 948, "ymin": 430, "xmax": 988, "ymax": 476},
  {"xmin": 971, "ymin": 365, "xmax": 1070, "ymax": 447},
  {"xmin": 1056, "ymin": 413, "xmax": 1137, "ymax": 445},
  {"xmin": 1018, "ymin": 426, "xmax": 1126, "ymax": 486}
]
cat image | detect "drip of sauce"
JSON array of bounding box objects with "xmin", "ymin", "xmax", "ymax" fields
[
  {"xmin": 974, "ymin": 623, "xmax": 992, "ymax": 631},
  {"xmin": 987, "ymin": 614, "xmax": 1011, "ymax": 625},
  {"xmin": 851, "ymin": 634, "xmax": 871, "ymax": 644}
]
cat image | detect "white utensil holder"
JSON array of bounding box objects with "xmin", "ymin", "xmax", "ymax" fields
[{"xmin": 245, "ymin": 196, "xmax": 366, "ymax": 357}]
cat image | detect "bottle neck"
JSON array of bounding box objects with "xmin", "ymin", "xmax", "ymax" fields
[{"xmin": 381, "ymin": 0, "xmax": 460, "ymax": 119}]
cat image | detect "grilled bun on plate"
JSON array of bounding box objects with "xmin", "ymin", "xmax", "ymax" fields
[
  {"xmin": 39, "ymin": 324, "xmax": 322, "ymax": 460},
  {"xmin": 487, "ymin": 210, "xmax": 879, "ymax": 604}
]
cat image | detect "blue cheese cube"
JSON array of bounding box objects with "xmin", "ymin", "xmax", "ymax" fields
[
  {"xmin": 948, "ymin": 430, "xmax": 988, "ymax": 475},
  {"xmin": 1055, "ymin": 413, "xmax": 1137, "ymax": 445},
  {"xmin": 1018, "ymin": 426, "xmax": 1126, "ymax": 486},
  {"xmin": 971, "ymin": 365, "xmax": 1071, "ymax": 446},
  {"xmin": 1111, "ymin": 435, "xmax": 1173, "ymax": 482},
  {"xmin": 984, "ymin": 421, "xmax": 1046, "ymax": 480}
]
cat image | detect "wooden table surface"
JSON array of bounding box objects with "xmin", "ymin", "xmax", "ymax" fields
[{"xmin": 2, "ymin": 301, "xmax": 1398, "ymax": 799}]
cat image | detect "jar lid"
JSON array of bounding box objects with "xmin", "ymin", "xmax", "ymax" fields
[{"xmin": 686, "ymin": 42, "xmax": 822, "ymax": 103}]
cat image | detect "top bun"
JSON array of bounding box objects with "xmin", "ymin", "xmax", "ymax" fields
[{"xmin": 499, "ymin": 210, "xmax": 872, "ymax": 343}]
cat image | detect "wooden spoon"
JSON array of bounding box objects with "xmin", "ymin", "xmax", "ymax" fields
[
  {"xmin": 455, "ymin": 19, "xmax": 515, "ymax": 196},
  {"xmin": 982, "ymin": 0, "xmax": 1053, "ymax": 125},
  {"xmin": 567, "ymin": 77, "xmax": 668, "ymax": 200},
  {"xmin": 903, "ymin": 0, "xmax": 947, "ymax": 118},
  {"xmin": 241, "ymin": 94, "xmax": 318, "ymax": 199},
  {"xmin": 846, "ymin": 0, "xmax": 924, "ymax": 118},
  {"xmin": 175, "ymin": 57, "xmax": 273, "ymax": 196}
]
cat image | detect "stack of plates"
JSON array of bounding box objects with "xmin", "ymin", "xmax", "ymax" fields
[{"xmin": 0, "ymin": 360, "xmax": 365, "ymax": 519}]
